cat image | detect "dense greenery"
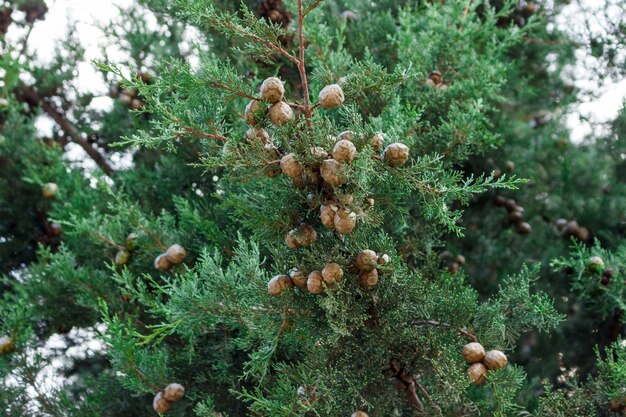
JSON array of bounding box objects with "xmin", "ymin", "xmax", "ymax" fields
[{"xmin": 0, "ymin": 0, "xmax": 624, "ymax": 416}]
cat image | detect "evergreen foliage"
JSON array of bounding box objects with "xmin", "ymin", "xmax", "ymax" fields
[{"xmin": 0, "ymin": 0, "xmax": 624, "ymax": 416}]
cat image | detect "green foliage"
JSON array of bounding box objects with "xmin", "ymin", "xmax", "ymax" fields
[
  {"xmin": 552, "ymin": 241, "xmax": 626, "ymax": 319},
  {"xmin": 492, "ymin": 265, "xmax": 564, "ymax": 344},
  {"xmin": 534, "ymin": 381, "xmax": 597, "ymax": 417},
  {"xmin": 0, "ymin": 0, "xmax": 624, "ymax": 416},
  {"xmin": 593, "ymin": 341, "xmax": 626, "ymax": 406}
]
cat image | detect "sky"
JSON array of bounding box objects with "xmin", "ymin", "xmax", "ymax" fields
[
  {"xmin": 14, "ymin": 0, "xmax": 624, "ymax": 149},
  {"xmin": 15, "ymin": 0, "xmax": 127, "ymax": 92},
  {"xmin": 554, "ymin": 0, "xmax": 626, "ymax": 141}
]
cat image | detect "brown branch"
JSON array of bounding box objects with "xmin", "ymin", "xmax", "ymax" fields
[
  {"xmin": 442, "ymin": 130, "xmax": 468, "ymax": 159},
  {"xmin": 413, "ymin": 177, "xmax": 440, "ymax": 195},
  {"xmin": 385, "ymin": 359, "xmax": 426, "ymax": 414},
  {"xmin": 387, "ymin": 164, "xmax": 442, "ymax": 195},
  {"xmin": 385, "ymin": 360, "xmax": 441, "ymax": 415},
  {"xmin": 459, "ymin": 0, "xmax": 472, "ymax": 32},
  {"xmin": 285, "ymin": 100, "xmax": 304, "ymax": 110},
  {"xmin": 297, "ymin": 0, "xmax": 313, "ymax": 128},
  {"xmin": 406, "ymin": 382, "xmax": 424, "ymax": 413},
  {"xmin": 250, "ymin": 305, "xmax": 313, "ymax": 316},
  {"xmin": 19, "ymin": 86, "xmax": 114, "ymax": 176},
  {"xmin": 210, "ymin": 81, "xmax": 257, "ymax": 101},
  {"xmin": 415, "ymin": 381, "xmax": 443, "ymax": 415},
  {"xmin": 413, "ymin": 319, "xmax": 478, "ymax": 342},
  {"xmin": 21, "ymin": 366, "xmax": 60, "ymax": 416},
  {"xmin": 42, "ymin": 100, "xmax": 114, "ymax": 176},
  {"xmin": 130, "ymin": 360, "xmax": 162, "ymax": 393},
  {"xmin": 311, "ymin": 41, "xmax": 331, "ymax": 73},
  {"xmin": 18, "ymin": 23, "xmax": 34, "ymax": 58},
  {"xmin": 304, "ymin": 0, "xmax": 324, "ymax": 16},
  {"xmin": 207, "ymin": 17, "xmax": 298, "ymax": 65},
  {"xmin": 168, "ymin": 113, "xmax": 229, "ymax": 142},
  {"xmin": 276, "ymin": 313, "xmax": 290, "ymax": 340},
  {"xmin": 139, "ymin": 226, "xmax": 167, "ymax": 252},
  {"xmin": 181, "ymin": 126, "xmax": 229, "ymax": 142},
  {"xmin": 523, "ymin": 37, "xmax": 563, "ymax": 45},
  {"xmin": 95, "ymin": 233, "xmax": 126, "ymax": 251}
]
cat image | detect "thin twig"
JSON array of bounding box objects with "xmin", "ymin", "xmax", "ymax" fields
[
  {"xmin": 388, "ymin": 164, "xmax": 442, "ymax": 195},
  {"xmin": 130, "ymin": 360, "xmax": 162, "ymax": 392},
  {"xmin": 180, "ymin": 126, "xmax": 229, "ymax": 142},
  {"xmin": 304, "ymin": 0, "xmax": 324, "ymax": 16},
  {"xmin": 250, "ymin": 305, "xmax": 312, "ymax": 316},
  {"xmin": 21, "ymin": 366, "xmax": 59, "ymax": 416},
  {"xmin": 413, "ymin": 177, "xmax": 440, "ymax": 194},
  {"xmin": 297, "ymin": 0, "xmax": 313, "ymax": 128},
  {"xmin": 276, "ymin": 314, "xmax": 290, "ymax": 340},
  {"xmin": 18, "ymin": 23, "xmax": 34, "ymax": 58},
  {"xmin": 407, "ymin": 382, "xmax": 424, "ymax": 413},
  {"xmin": 523, "ymin": 37, "xmax": 562, "ymax": 45},
  {"xmin": 413, "ymin": 319, "xmax": 478, "ymax": 342},
  {"xmin": 41, "ymin": 99, "xmax": 114, "ymax": 176},
  {"xmin": 459, "ymin": 0, "xmax": 472, "ymax": 32},
  {"xmin": 285, "ymin": 100, "xmax": 304, "ymax": 110},
  {"xmin": 311, "ymin": 41, "xmax": 331, "ymax": 73},
  {"xmin": 413, "ymin": 178, "xmax": 441, "ymax": 194},
  {"xmin": 207, "ymin": 16, "xmax": 299, "ymax": 65},
  {"xmin": 415, "ymin": 381, "xmax": 443, "ymax": 415},
  {"xmin": 95, "ymin": 233, "xmax": 126, "ymax": 251},
  {"xmin": 168, "ymin": 112, "xmax": 229, "ymax": 142},
  {"xmin": 210, "ymin": 81, "xmax": 257, "ymax": 101},
  {"xmin": 18, "ymin": 86, "xmax": 114, "ymax": 176},
  {"xmin": 139, "ymin": 226, "xmax": 167, "ymax": 251}
]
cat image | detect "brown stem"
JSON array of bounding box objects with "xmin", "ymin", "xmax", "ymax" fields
[
  {"xmin": 385, "ymin": 359, "xmax": 429, "ymax": 414},
  {"xmin": 19, "ymin": 86, "xmax": 114, "ymax": 176},
  {"xmin": 180, "ymin": 126, "xmax": 229, "ymax": 142},
  {"xmin": 413, "ymin": 319, "xmax": 478, "ymax": 342},
  {"xmin": 42, "ymin": 100, "xmax": 114, "ymax": 176},
  {"xmin": 250, "ymin": 305, "xmax": 312, "ymax": 316},
  {"xmin": 95, "ymin": 233, "xmax": 126, "ymax": 251},
  {"xmin": 139, "ymin": 226, "xmax": 167, "ymax": 252},
  {"xmin": 387, "ymin": 164, "xmax": 442, "ymax": 195},
  {"xmin": 210, "ymin": 81, "xmax": 257, "ymax": 101},
  {"xmin": 169, "ymin": 113, "xmax": 229, "ymax": 142},
  {"xmin": 18, "ymin": 23, "xmax": 34, "ymax": 58},
  {"xmin": 459, "ymin": 0, "xmax": 472, "ymax": 32},
  {"xmin": 415, "ymin": 381, "xmax": 443, "ymax": 415},
  {"xmin": 130, "ymin": 360, "xmax": 162, "ymax": 393},
  {"xmin": 303, "ymin": 0, "xmax": 324, "ymax": 16},
  {"xmin": 406, "ymin": 382, "xmax": 424, "ymax": 413},
  {"xmin": 207, "ymin": 17, "xmax": 298, "ymax": 65},
  {"xmin": 297, "ymin": 0, "xmax": 313, "ymax": 129},
  {"xmin": 276, "ymin": 314, "xmax": 290, "ymax": 340},
  {"xmin": 413, "ymin": 177, "xmax": 440, "ymax": 194},
  {"xmin": 311, "ymin": 41, "xmax": 331, "ymax": 73},
  {"xmin": 285, "ymin": 100, "xmax": 304, "ymax": 110},
  {"xmin": 367, "ymin": 292, "xmax": 381, "ymax": 327},
  {"xmin": 523, "ymin": 37, "xmax": 562, "ymax": 45},
  {"xmin": 21, "ymin": 366, "xmax": 60, "ymax": 416}
]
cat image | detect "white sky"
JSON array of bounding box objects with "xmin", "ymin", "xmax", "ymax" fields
[
  {"xmin": 11, "ymin": 0, "xmax": 626, "ymax": 146},
  {"xmin": 555, "ymin": 0, "xmax": 626, "ymax": 141}
]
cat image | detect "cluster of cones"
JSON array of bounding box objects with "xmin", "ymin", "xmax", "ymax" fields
[
  {"xmin": 109, "ymin": 72, "xmax": 152, "ymax": 110},
  {"xmin": 494, "ymin": 196, "xmax": 532, "ymax": 235},
  {"xmin": 152, "ymin": 383, "xmax": 185, "ymax": 413},
  {"xmin": 462, "ymin": 342, "xmax": 508, "ymax": 385},
  {"xmin": 268, "ymin": 249, "xmax": 391, "ymax": 296}
]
